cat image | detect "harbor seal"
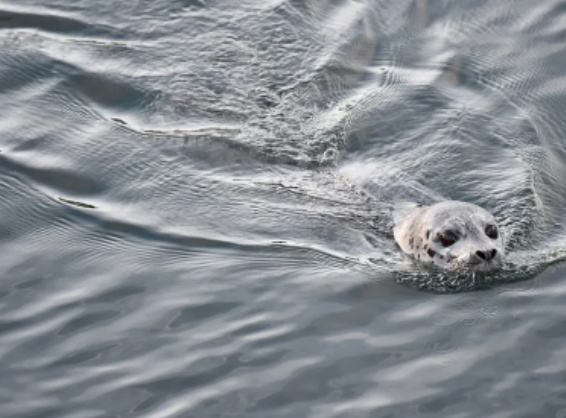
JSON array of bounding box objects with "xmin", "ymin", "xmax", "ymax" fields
[{"xmin": 393, "ymin": 201, "xmax": 504, "ymax": 273}]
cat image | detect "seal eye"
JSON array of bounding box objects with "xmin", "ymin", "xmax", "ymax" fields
[
  {"xmin": 485, "ymin": 224, "xmax": 498, "ymax": 239},
  {"xmin": 439, "ymin": 231, "xmax": 458, "ymax": 247}
]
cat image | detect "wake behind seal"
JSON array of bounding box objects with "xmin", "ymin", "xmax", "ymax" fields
[{"xmin": 393, "ymin": 201, "xmax": 504, "ymax": 274}]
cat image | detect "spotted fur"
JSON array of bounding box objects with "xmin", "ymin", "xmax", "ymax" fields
[{"xmin": 393, "ymin": 201, "xmax": 504, "ymax": 273}]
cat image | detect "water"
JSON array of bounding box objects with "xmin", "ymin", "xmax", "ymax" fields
[{"xmin": 2, "ymin": 0, "xmax": 566, "ymax": 416}]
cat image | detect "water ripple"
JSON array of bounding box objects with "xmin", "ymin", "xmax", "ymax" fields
[{"xmin": 2, "ymin": 1, "xmax": 566, "ymax": 417}]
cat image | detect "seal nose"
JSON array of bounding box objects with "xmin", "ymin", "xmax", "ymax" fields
[{"xmin": 476, "ymin": 249, "xmax": 497, "ymax": 261}]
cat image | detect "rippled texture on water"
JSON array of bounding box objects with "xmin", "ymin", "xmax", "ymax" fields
[{"xmin": 3, "ymin": 0, "xmax": 566, "ymax": 417}]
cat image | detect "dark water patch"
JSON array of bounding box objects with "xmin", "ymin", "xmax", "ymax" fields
[
  {"xmin": 48, "ymin": 343, "xmax": 118, "ymax": 367},
  {"xmin": 86, "ymin": 285, "xmax": 145, "ymax": 305},
  {"xmin": 0, "ymin": 8, "xmax": 101, "ymax": 35},
  {"xmin": 168, "ymin": 301, "xmax": 241, "ymax": 329},
  {"xmin": 537, "ymin": 318, "xmax": 566, "ymax": 340},
  {"xmin": 179, "ymin": 0, "xmax": 207, "ymax": 9},
  {"xmin": 12, "ymin": 276, "xmax": 46, "ymax": 291},
  {"xmin": 56, "ymin": 310, "xmax": 120, "ymax": 336},
  {"xmin": 0, "ymin": 153, "xmax": 105, "ymax": 195},
  {"xmin": 0, "ymin": 50, "xmax": 74, "ymax": 97},
  {"xmin": 69, "ymin": 72, "xmax": 156, "ymax": 112},
  {"xmin": 137, "ymin": 360, "xmax": 233, "ymax": 393}
]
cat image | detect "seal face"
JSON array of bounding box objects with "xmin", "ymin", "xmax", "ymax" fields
[{"xmin": 393, "ymin": 201, "xmax": 504, "ymax": 273}]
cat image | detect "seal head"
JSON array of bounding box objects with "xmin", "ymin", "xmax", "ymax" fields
[{"xmin": 393, "ymin": 201, "xmax": 504, "ymax": 273}]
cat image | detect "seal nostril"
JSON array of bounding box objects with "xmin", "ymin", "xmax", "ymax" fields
[{"xmin": 476, "ymin": 249, "xmax": 497, "ymax": 262}]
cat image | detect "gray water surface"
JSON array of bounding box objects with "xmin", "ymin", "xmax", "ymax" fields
[{"xmin": 2, "ymin": 0, "xmax": 566, "ymax": 417}]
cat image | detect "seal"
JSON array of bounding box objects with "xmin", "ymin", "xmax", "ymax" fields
[{"xmin": 393, "ymin": 201, "xmax": 504, "ymax": 273}]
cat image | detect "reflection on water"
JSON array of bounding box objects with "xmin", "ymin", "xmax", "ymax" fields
[{"xmin": 2, "ymin": 0, "xmax": 566, "ymax": 416}]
